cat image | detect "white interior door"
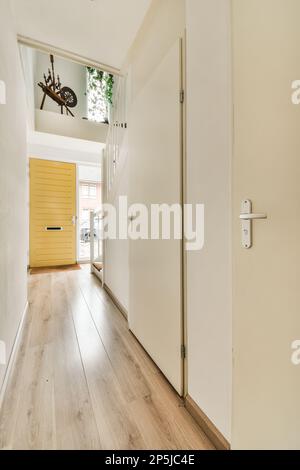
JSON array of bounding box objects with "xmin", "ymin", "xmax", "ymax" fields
[
  {"xmin": 232, "ymin": 0, "xmax": 300, "ymax": 449},
  {"xmin": 129, "ymin": 39, "xmax": 183, "ymax": 395}
]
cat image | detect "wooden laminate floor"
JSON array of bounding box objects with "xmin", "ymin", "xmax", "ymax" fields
[{"xmin": 0, "ymin": 267, "xmax": 214, "ymax": 450}]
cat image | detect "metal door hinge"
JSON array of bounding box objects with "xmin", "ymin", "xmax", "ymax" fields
[
  {"xmin": 180, "ymin": 90, "xmax": 185, "ymax": 104},
  {"xmin": 181, "ymin": 344, "xmax": 186, "ymax": 359}
]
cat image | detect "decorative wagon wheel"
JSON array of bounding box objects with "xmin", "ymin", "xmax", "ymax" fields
[
  {"xmin": 38, "ymin": 55, "xmax": 78, "ymax": 117},
  {"xmin": 60, "ymin": 87, "xmax": 78, "ymax": 108}
]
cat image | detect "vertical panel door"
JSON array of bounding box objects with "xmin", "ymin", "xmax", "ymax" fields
[
  {"xmin": 129, "ymin": 39, "xmax": 184, "ymax": 395},
  {"xmin": 232, "ymin": 0, "xmax": 300, "ymax": 449},
  {"xmin": 30, "ymin": 159, "xmax": 76, "ymax": 268}
]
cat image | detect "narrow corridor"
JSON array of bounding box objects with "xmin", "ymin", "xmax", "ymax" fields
[{"xmin": 0, "ymin": 267, "xmax": 214, "ymax": 450}]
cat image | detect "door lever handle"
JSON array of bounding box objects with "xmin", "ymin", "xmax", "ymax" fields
[
  {"xmin": 240, "ymin": 199, "xmax": 267, "ymax": 249},
  {"xmin": 240, "ymin": 213, "xmax": 267, "ymax": 220}
]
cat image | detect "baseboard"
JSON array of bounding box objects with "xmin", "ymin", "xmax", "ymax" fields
[
  {"xmin": 185, "ymin": 395, "xmax": 230, "ymax": 450},
  {"xmin": 104, "ymin": 284, "xmax": 128, "ymax": 320},
  {"xmin": 0, "ymin": 301, "xmax": 29, "ymax": 410},
  {"xmin": 91, "ymin": 263, "xmax": 103, "ymax": 283}
]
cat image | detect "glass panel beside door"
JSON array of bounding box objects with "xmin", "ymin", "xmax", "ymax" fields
[{"xmin": 79, "ymin": 168, "xmax": 101, "ymax": 262}]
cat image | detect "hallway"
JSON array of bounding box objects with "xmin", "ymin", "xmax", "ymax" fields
[{"xmin": 0, "ymin": 267, "xmax": 214, "ymax": 450}]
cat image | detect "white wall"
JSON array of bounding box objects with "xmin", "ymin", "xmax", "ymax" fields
[
  {"xmin": 0, "ymin": 0, "xmax": 28, "ymax": 392},
  {"xmin": 102, "ymin": 68, "xmax": 131, "ymax": 313},
  {"xmin": 186, "ymin": 0, "xmax": 232, "ymax": 441},
  {"xmin": 79, "ymin": 165, "xmax": 102, "ymax": 183},
  {"xmin": 28, "ymin": 131, "xmax": 104, "ymax": 165},
  {"xmin": 35, "ymin": 109, "xmax": 108, "ymax": 143},
  {"xmin": 124, "ymin": 0, "xmax": 185, "ymax": 102},
  {"xmin": 104, "ymin": 0, "xmax": 186, "ymax": 317},
  {"xmin": 19, "ymin": 44, "xmax": 37, "ymax": 131},
  {"xmin": 104, "ymin": 152, "xmax": 129, "ymax": 312}
]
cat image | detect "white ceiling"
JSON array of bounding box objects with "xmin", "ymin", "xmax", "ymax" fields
[{"xmin": 11, "ymin": 0, "xmax": 151, "ymax": 70}]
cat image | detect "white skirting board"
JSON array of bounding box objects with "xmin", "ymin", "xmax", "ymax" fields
[
  {"xmin": 0, "ymin": 301, "xmax": 29, "ymax": 410},
  {"xmin": 91, "ymin": 263, "xmax": 103, "ymax": 285}
]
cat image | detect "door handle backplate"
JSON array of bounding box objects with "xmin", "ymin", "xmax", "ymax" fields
[{"xmin": 240, "ymin": 199, "xmax": 267, "ymax": 249}]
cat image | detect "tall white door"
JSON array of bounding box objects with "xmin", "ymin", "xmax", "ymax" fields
[
  {"xmin": 129, "ymin": 40, "xmax": 183, "ymax": 394},
  {"xmin": 232, "ymin": 0, "xmax": 300, "ymax": 449}
]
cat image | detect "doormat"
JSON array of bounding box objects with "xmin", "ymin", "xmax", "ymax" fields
[{"xmin": 30, "ymin": 264, "xmax": 82, "ymax": 275}]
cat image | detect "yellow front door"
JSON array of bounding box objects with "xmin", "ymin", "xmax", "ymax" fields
[{"xmin": 30, "ymin": 159, "xmax": 76, "ymax": 268}]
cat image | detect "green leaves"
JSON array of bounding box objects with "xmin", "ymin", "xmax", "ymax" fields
[
  {"xmin": 104, "ymin": 74, "xmax": 114, "ymax": 105},
  {"xmin": 87, "ymin": 67, "xmax": 114, "ymax": 105}
]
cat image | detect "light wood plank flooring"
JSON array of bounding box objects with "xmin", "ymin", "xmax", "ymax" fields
[{"xmin": 0, "ymin": 267, "xmax": 214, "ymax": 450}]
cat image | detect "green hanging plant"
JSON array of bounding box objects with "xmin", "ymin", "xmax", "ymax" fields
[
  {"xmin": 87, "ymin": 67, "xmax": 114, "ymax": 105},
  {"xmin": 103, "ymin": 73, "xmax": 114, "ymax": 105}
]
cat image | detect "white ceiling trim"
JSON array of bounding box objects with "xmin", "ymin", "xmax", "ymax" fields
[{"xmin": 18, "ymin": 35, "xmax": 121, "ymax": 76}]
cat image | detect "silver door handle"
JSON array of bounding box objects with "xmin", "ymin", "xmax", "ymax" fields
[
  {"xmin": 240, "ymin": 199, "xmax": 267, "ymax": 249},
  {"xmin": 240, "ymin": 213, "xmax": 267, "ymax": 220}
]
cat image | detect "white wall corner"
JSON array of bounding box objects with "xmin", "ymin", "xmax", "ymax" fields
[{"xmin": 186, "ymin": 0, "xmax": 233, "ymax": 442}]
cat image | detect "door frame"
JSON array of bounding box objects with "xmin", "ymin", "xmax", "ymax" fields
[
  {"xmin": 180, "ymin": 33, "xmax": 188, "ymax": 398},
  {"xmin": 76, "ymin": 162, "xmax": 103, "ymax": 264},
  {"xmin": 128, "ymin": 36, "xmax": 187, "ymax": 396}
]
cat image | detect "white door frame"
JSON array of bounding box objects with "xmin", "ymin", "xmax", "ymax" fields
[
  {"xmin": 76, "ymin": 162, "xmax": 102, "ymax": 263},
  {"xmin": 180, "ymin": 34, "xmax": 188, "ymax": 397}
]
